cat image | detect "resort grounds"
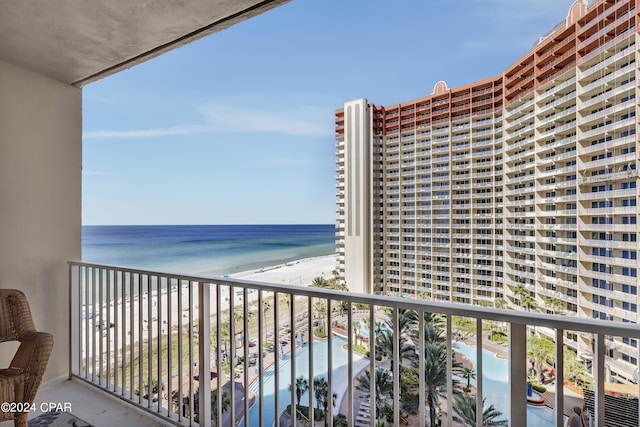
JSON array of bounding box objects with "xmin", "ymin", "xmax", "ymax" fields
[{"xmin": 81, "ymin": 253, "xmax": 597, "ymax": 427}]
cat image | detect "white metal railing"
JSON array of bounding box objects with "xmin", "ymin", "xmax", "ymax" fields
[{"xmin": 69, "ymin": 261, "xmax": 640, "ymax": 427}]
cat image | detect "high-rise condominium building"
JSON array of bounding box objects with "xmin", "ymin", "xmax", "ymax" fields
[{"xmin": 335, "ymin": 0, "xmax": 639, "ymax": 382}]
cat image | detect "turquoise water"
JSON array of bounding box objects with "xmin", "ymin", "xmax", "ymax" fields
[
  {"xmin": 82, "ymin": 224, "xmax": 336, "ymax": 275},
  {"xmin": 240, "ymin": 336, "xmax": 356, "ymax": 427},
  {"xmin": 455, "ymin": 342, "xmax": 566, "ymax": 427}
]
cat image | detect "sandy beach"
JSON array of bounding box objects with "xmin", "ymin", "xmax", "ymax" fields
[
  {"xmin": 84, "ymin": 253, "xmax": 339, "ymax": 357},
  {"xmin": 230, "ymin": 253, "xmax": 338, "ymax": 286}
]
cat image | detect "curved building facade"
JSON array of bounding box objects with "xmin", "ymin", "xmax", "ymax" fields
[{"xmin": 336, "ymin": 0, "xmax": 639, "ymax": 382}]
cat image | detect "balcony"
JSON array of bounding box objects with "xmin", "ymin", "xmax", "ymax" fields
[{"xmin": 62, "ymin": 261, "xmax": 640, "ymax": 427}]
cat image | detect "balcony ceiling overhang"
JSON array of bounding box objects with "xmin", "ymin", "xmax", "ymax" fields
[{"xmin": 0, "ymin": 0, "xmax": 289, "ymax": 87}]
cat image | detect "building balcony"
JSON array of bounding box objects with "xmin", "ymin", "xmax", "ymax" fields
[{"xmin": 61, "ymin": 261, "xmax": 640, "ymax": 427}]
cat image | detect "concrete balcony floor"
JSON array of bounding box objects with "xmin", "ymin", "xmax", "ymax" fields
[{"xmin": 24, "ymin": 377, "xmax": 168, "ymax": 427}]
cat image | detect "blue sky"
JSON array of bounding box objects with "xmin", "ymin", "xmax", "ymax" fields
[{"xmin": 82, "ymin": 0, "xmax": 577, "ymax": 225}]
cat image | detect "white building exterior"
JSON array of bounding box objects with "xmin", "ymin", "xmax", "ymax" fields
[{"xmin": 336, "ymin": 0, "xmax": 640, "ymax": 382}]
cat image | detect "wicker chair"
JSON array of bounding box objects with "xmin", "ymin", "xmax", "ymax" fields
[{"xmin": 0, "ymin": 289, "xmax": 54, "ymax": 427}]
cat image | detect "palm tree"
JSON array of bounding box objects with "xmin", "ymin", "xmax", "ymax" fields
[
  {"xmin": 211, "ymin": 389, "xmax": 231, "ymax": 426},
  {"xmin": 190, "ymin": 388, "xmax": 230, "ymax": 425},
  {"xmin": 280, "ymin": 293, "xmax": 291, "ymax": 309},
  {"xmin": 423, "ymin": 341, "xmax": 461, "ymax": 427},
  {"xmin": 313, "ymin": 300, "xmax": 327, "ymax": 336},
  {"xmin": 313, "ymin": 377, "xmax": 337, "ymax": 426},
  {"xmin": 513, "ymin": 283, "xmax": 528, "ymax": 309},
  {"xmin": 312, "ymin": 377, "xmax": 327, "ymax": 414},
  {"xmin": 355, "ymin": 368, "xmax": 393, "ymax": 419},
  {"xmin": 546, "ymin": 296, "xmax": 564, "ymax": 314},
  {"xmin": 452, "ymin": 394, "xmax": 508, "ymax": 426},
  {"xmin": 375, "ymin": 327, "xmax": 414, "ymax": 372},
  {"xmin": 219, "ymin": 320, "xmax": 230, "ymax": 361},
  {"xmin": 520, "ymin": 293, "xmax": 537, "ymax": 312},
  {"xmin": 494, "ymin": 298, "xmax": 507, "ymax": 310},
  {"xmin": 461, "ymin": 367, "xmax": 476, "ymax": 392},
  {"xmin": 311, "ymin": 276, "xmax": 329, "ymax": 288},
  {"xmin": 423, "ymin": 322, "xmax": 445, "ymax": 346},
  {"xmin": 290, "ymin": 375, "xmax": 309, "ymax": 407},
  {"xmin": 527, "ymin": 335, "xmax": 554, "ymax": 381}
]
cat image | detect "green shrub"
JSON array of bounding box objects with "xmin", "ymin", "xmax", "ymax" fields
[
  {"xmin": 532, "ymin": 383, "xmax": 546, "ymax": 394},
  {"xmin": 333, "ymin": 414, "xmax": 348, "ymax": 427}
]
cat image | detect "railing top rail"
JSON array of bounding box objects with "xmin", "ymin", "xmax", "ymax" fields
[{"xmin": 69, "ymin": 260, "xmax": 640, "ymax": 338}]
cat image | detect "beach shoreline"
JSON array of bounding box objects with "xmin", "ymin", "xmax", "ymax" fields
[{"xmin": 230, "ymin": 253, "xmax": 338, "ymax": 286}]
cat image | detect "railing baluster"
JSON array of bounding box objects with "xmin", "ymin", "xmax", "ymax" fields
[
  {"xmin": 69, "ymin": 264, "xmax": 79, "ymax": 378},
  {"xmin": 243, "ymin": 287, "xmax": 250, "ymax": 427},
  {"xmin": 595, "ymin": 333, "xmax": 605, "ymax": 427},
  {"xmin": 92, "ymin": 267, "xmax": 97, "ymax": 382},
  {"xmin": 274, "ymin": 292, "xmax": 280, "ymax": 427},
  {"xmin": 177, "ymin": 279, "xmax": 183, "ymax": 422},
  {"xmin": 137, "ymin": 273, "xmax": 143, "ymax": 405},
  {"xmin": 229, "ymin": 284, "xmax": 236, "ymax": 426},
  {"xmin": 99, "ymin": 267, "xmax": 104, "ymax": 385},
  {"xmin": 307, "ymin": 296, "xmax": 314, "ymax": 427},
  {"xmin": 475, "ymin": 318, "xmax": 483, "ymax": 427},
  {"xmin": 85, "ymin": 266, "xmax": 90, "ymax": 379},
  {"xmin": 555, "ymin": 328, "xmax": 564, "ymax": 427},
  {"xmin": 198, "ymin": 281, "xmax": 211, "ymax": 426},
  {"xmin": 188, "ymin": 280, "xmax": 194, "ymax": 426},
  {"xmin": 327, "ymin": 298, "xmax": 333, "ymax": 427},
  {"xmin": 346, "ymin": 301, "xmax": 353, "ymax": 427},
  {"xmin": 258, "ymin": 290, "xmax": 265, "ymax": 427},
  {"xmin": 446, "ymin": 314, "xmax": 452, "ymax": 427},
  {"xmin": 167, "ymin": 277, "xmax": 172, "ymax": 418},
  {"xmin": 215, "ymin": 283, "xmax": 222, "ymax": 426},
  {"xmin": 113, "ymin": 269, "xmax": 118, "ymax": 393},
  {"xmin": 368, "ymin": 304, "xmax": 375, "ymax": 427},
  {"xmin": 106, "ymin": 269, "xmax": 112, "ymax": 390},
  {"xmin": 157, "ymin": 276, "xmax": 163, "ymax": 414},
  {"xmin": 392, "ymin": 307, "xmax": 399, "ymax": 427},
  {"xmin": 418, "ymin": 310, "xmax": 425, "ymax": 427},
  {"xmin": 147, "ymin": 275, "xmax": 153, "ymax": 409},
  {"xmin": 128, "ymin": 272, "xmax": 141, "ymax": 400},
  {"xmin": 120, "ymin": 271, "xmax": 126, "ymax": 396},
  {"xmin": 290, "ymin": 293, "xmax": 296, "ymax": 427},
  {"xmin": 509, "ymin": 322, "xmax": 526, "ymax": 425}
]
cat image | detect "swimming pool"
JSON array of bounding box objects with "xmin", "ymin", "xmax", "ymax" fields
[
  {"xmin": 240, "ymin": 336, "xmax": 366, "ymax": 427},
  {"xmin": 455, "ymin": 342, "xmax": 567, "ymax": 427},
  {"xmin": 239, "ymin": 338, "xmax": 565, "ymax": 426}
]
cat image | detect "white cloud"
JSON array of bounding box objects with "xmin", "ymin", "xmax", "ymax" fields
[
  {"xmin": 83, "ymin": 104, "xmax": 332, "ymax": 140},
  {"xmin": 198, "ymin": 104, "xmax": 332, "ymax": 137},
  {"xmin": 83, "ymin": 124, "xmax": 214, "ymax": 139}
]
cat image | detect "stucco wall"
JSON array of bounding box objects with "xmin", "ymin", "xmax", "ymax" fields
[
  {"xmin": 0, "ymin": 59, "xmax": 81, "ymax": 380},
  {"xmin": 343, "ymin": 99, "xmax": 371, "ymax": 294}
]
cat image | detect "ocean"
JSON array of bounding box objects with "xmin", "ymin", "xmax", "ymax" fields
[{"xmin": 82, "ymin": 224, "xmax": 336, "ymax": 277}]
